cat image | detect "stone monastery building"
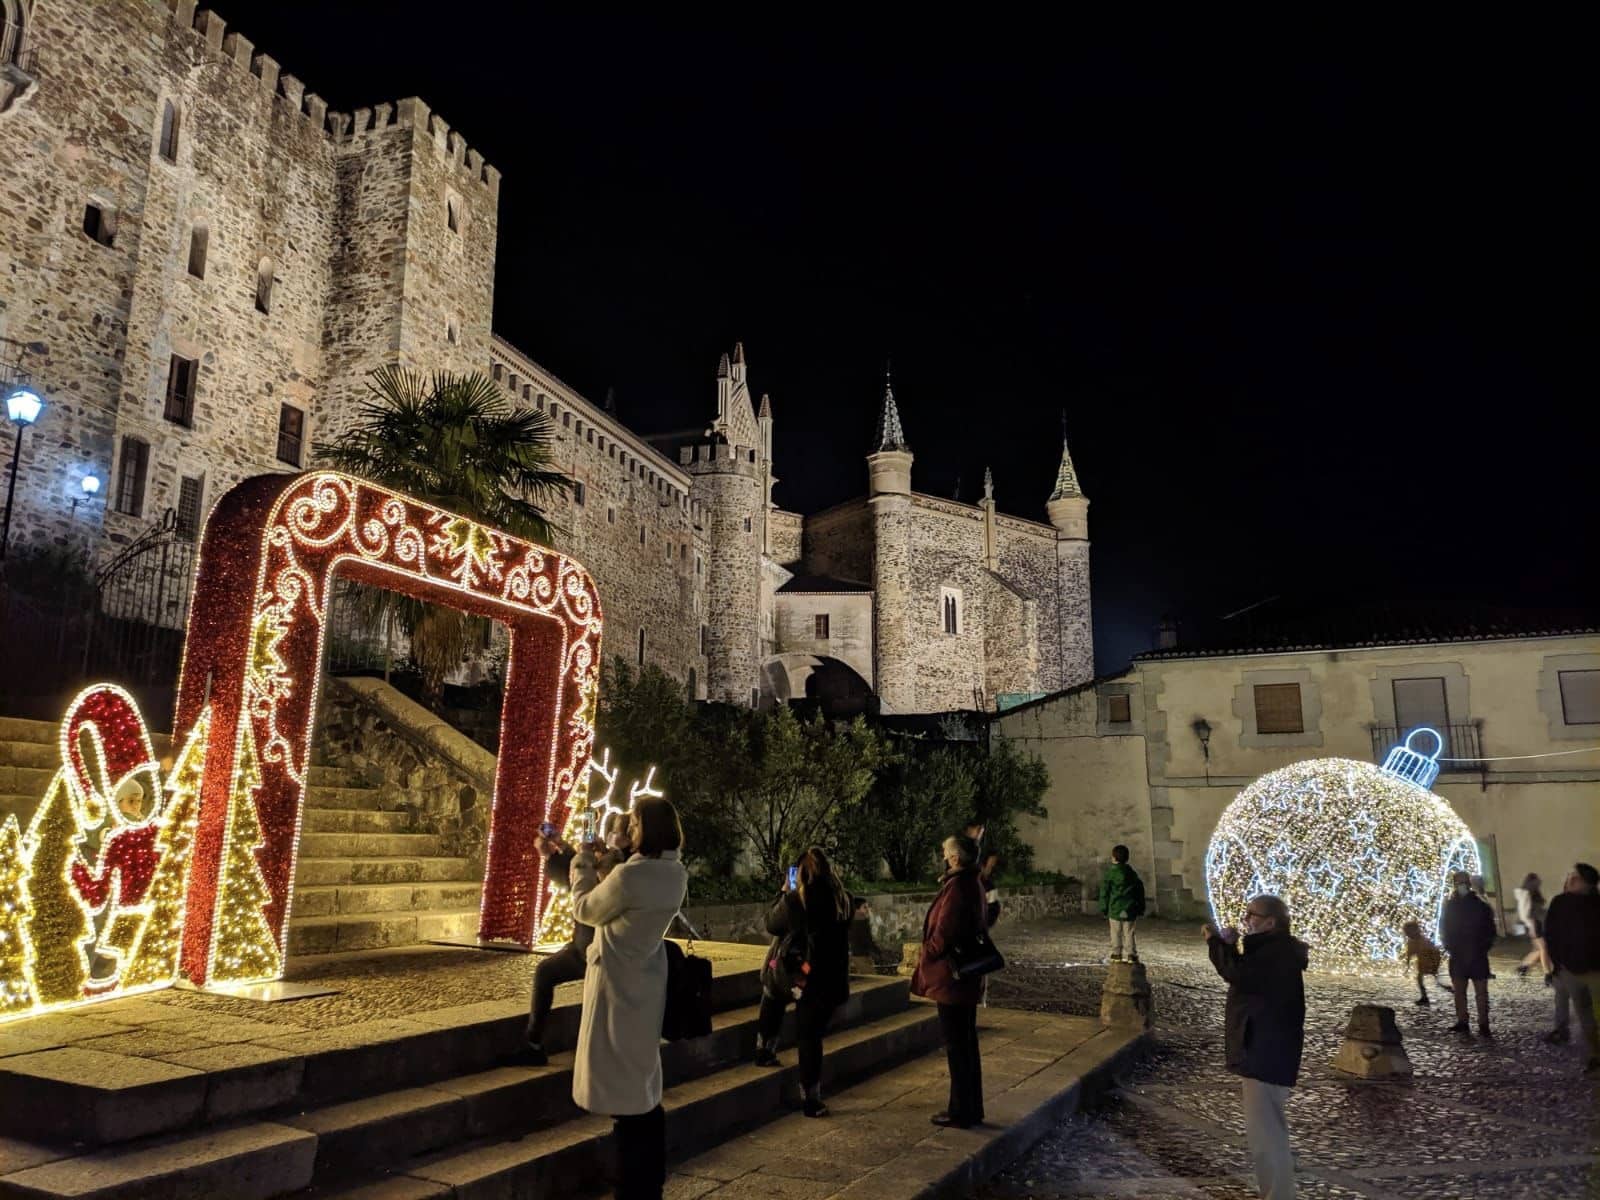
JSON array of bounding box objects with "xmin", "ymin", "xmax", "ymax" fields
[{"xmin": 0, "ymin": 0, "xmax": 1094, "ymax": 713}]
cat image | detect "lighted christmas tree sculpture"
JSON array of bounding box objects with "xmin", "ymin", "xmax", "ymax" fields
[
  {"xmin": 122, "ymin": 714, "xmax": 210, "ymax": 990},
  {"xmin": 22, "ymin": 774, "xmax": 93, "ymax": 1005},
  {"xmin": 1205, "ymin": 730, "xmax": 1480, "ymax": 962},
  {"xmin": 208, "ymin": 721, "xmax": 282, "ymax": 984},
  {"xmin": 0, "ymin": 816, "xmax": 35, "ymax": 1015}
]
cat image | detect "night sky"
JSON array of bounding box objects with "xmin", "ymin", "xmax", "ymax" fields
[{"xmin": 216, "ymin": 7, "xmax": 1588, "ymax": 672}]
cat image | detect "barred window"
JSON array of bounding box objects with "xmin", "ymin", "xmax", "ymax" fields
[
  {"xmin": 114, "ymin": 437, "xmax": 148, "ymax": 517},
  {"xmin": 163, "ymin": 355, "xmax": 197, "ymax": 426},
  {"xmin": 276, "ymin": 404, "xmax": 305, "ymax": 466},
  {"xmin": 175, "ymin": 475, "xmax": 203, "ymax": 541},
  {"xmin": 814, "ymin": 614, "xmax": 830, "ymax": 639}
]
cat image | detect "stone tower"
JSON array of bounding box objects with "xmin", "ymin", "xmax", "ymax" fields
[
  {"xmin": 1046, "ymin": 425, "xmax": 1094, "ymax": 688},
  {"xmin": 319, "ymin": 98, "xmax": 500, "ymax": 441},
  {"xmin": 687, "ymin": 347, "xmax": 765, "ymax": 704},
  {"xmin": 867, "ymin": 369, "xmax": 916, "ymax": 713}
]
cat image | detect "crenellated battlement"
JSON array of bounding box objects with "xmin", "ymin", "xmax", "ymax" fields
[
  {"xmin": 161, "ymin": 2, "xmax": 498, "ymax": 195},
  {"xmin": 680, "ymin": 440, "xmax": 762, "ymax": 480}
]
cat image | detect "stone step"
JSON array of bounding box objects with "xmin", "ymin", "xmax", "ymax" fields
[
  {"xmin": 0, "ymin": 738, "xmax": 59, "ymax": 769},
  {"xmin": 287, "ymin": 908, "xmax": 481, "ymax": 956},
  {"xmin": 301, "ymin": 785, "xmax": 385, "ymax": 812},
  {"xmin": 0, "ymin": 715, "xmax": 57, "ymax": 743},
  {"xmin": 285, "ymin": 977, "xmax": 914, "ymax": 1187},
  {"xmin": 293, "ymin": 856, "xmax": 473, "ymax": 887},
  {"xmin": 0, "ymin": 946, "xmax": 767, "ymax": 1149},
  {"xmin": 0, "ymin": 792, "xmax": 39, "ymax": 825},
  {"xmin": 300, "ymin": 808, "xmax": 414, "ymax": 834},
  {"xmin": 0, "ymin": 763, "xmax": 57, "ymax": 798},
  {"xmin": 0, "ymin": 1120, "xmax": 318, "ymax": 1200},
  {"xmin": 307, "ymin": 765, "xmax": 366, "ymax": 789},
  {"xmin": 389, "ymin": 1004, "xmax": 943, "ymax": 1199},
  {"xmin": 298, "ymin": 832, "xmax": 444, "ymax": 859},
  {"xmin": 290, "ymin": 881, "xmax": 483, "ymax": 920}
]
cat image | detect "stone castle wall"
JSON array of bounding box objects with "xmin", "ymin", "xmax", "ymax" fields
[{"xmin": 767, "ymin": 508, "xmax": 803, "ymax": 566}]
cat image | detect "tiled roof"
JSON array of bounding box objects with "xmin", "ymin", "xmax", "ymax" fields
[{"xmin": 776, "ymin": 575, "xmax": 873, "ymax": 595}]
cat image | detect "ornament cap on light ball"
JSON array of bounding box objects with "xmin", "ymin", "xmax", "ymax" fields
[{"xmin": 1205, "ymin": 754, "xmax": 1480, "ymax": 963}]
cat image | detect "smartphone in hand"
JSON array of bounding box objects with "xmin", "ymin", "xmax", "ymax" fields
[
  {"xmin": 539, "ymin": 821, "xmax": 557, "ymax": 839},
  {"xmin": 787, "ymin": 865, "xmax": 799, "ymax": 891}
]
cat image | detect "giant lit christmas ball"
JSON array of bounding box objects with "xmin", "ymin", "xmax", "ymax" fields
[{"xmin": 1205, "ymin": 757, "xmax": 1479, "ymax": 961}]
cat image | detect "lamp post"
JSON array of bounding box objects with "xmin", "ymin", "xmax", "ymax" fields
[
  {"xmin": 2, "ymin": 386, "xmax": 44, "ymax": 560},
  {"xmin": 70, "ymin": 472, "xmax": 101, "ymax": 519},
  {"xmin": 1192, "ymin": 717, "xmax": 1213, "ymax": 784}
]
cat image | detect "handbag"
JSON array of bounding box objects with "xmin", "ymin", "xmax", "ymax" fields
[
  {"xmin": 949, "ymin": 931, "xmax": 1005, "ymax": 980},
  {"xmin": 661, "ymin": 918, "xmax": 713, "ymax": 1041},
  {"xmin": 762, "ymin": 928, "xmax": 811, "ymax": 1001}
]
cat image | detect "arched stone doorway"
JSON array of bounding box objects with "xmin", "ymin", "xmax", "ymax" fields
[{"xmin": 761, "ymin": 653, "xmax": 873, "ymax": 717}]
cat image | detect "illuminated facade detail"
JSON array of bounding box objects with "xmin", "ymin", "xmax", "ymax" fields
[
  {"xmin": 206, "ymin": 721, "xmax": 283, "ymax": 985},
  {"xmin": 1380, "ymin": 726, "xmax": 1444, "ymax": 789},
  {"xmin": 175, "ymin": 472, "xmax": 602, "ymax": 984},
  {"xmin": 22, "ymin": 774, "xmax": 94, "ymax": 1006},
  {"xmin": 1205, "ymin": 756, "xmax": 1480, "ymax": 961},
  {"xmin": 0, "ymin": 817, "xmax": 35, "ymax": 1015}
]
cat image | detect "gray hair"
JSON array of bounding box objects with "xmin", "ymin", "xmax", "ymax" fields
[
  {"xmin": 1250, "ymin": 894, "xmax": 1291, "ymax": 934},
  {"xmin": 943, "ymin": 834, "xmax": 978, "ymax": 868}
]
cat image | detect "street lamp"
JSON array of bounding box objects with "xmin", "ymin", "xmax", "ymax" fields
[
  {"xmin": 71, "ymin": 472, "xmax": 101, "ymax": 520},
  {"xmin": 2, "ymin": 386, "xmax": 45, "ymax": 559}
]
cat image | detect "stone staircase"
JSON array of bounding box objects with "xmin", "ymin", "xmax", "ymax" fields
[
  {"xmin": 0, "ymin": 950, "xmax": 950, "ymax": 1199},
  {"xmin": 0, "ymin": 713, "xmax": 482, "ymax": 957},
  {"xmin": 287, "ymin": 764, "xmax": 482, "ymax": 956}
]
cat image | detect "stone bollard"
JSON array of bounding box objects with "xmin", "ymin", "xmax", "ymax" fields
[
  {"xmin": 1100, "ymin": 959, "xmax": 1153, "ymax": 1029},
  {"xmin": 1331, "ymin": 1004, "xmax": 1412, "ymax": 1078},
  {"xmin": 900, "ymin": 942, "xmax": 921, "ymax": 977}
]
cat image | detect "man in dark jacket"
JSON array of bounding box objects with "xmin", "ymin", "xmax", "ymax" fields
[
  {"xmin": 1098, "ymin": 845, "xmax": 1146, "ymax": 963},
  {"xmin": 1439, "ymin": 869, "xmax": 1497, "ymax": 1036},
  {"xmin": 1541, "ymin": 862, "xmax": 1600, "ymax": 1073},
  {"xmin": 1205, "ymin": 894, "xmax": 1307, "ymax": 1200}
]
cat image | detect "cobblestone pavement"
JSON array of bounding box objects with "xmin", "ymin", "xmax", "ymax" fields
[{"xmin": 977, "ymin": 917, "xmax": 1599, "ymax": 1199}]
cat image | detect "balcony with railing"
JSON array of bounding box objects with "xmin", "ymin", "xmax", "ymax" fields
[{"xmin": 1370, "ymin": 721, "xmax": 1484, "ymax": 773}]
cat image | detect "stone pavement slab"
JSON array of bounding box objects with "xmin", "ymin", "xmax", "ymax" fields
[{"xmin": 663, "ymin": 1005, "xmax": 1147, "ymax": 1200}]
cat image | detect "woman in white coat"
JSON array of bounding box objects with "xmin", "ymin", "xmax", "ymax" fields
[{"xmin": 570, "ymin": 796, "xmax": 688, "ymax": 1200}]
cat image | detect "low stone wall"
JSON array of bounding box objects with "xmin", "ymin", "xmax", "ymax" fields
[
  {"xmin": 315, "ymin": 676, "xmax": 497, "ymax": 877},
  {"xmin": 679, "ymin": 882, "xmax": 1082, "ymax": 956}
]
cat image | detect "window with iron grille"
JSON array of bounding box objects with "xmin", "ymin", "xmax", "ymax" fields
[
  {"xmin": 175, "ymin": 475, "xmax": 203, "ymax": 541},
  {"xmin": 276, "ymin": 404, "xmax": 305, "ymax": 466},
  {"xmin": 814, "ymin": 613, "xmax": 830, "ymax": 639},
  {"xmin": 1558, "ymin": 670, "xmax": 1600, "ymax": 725},
  {"xmin": 1107, "ymin": 694, "xmax": 1132, "ymax": 723},
  {"xmin": 1253, "ymin": 683, "xmax": 1304, "ymax": 734},
  {"xmin": 114, "ymin": 438, "xmax": 148, "ymax": 517},
  {"xmin": 163, "ymin": 355, "xmax": 197, "ymax": 426}
]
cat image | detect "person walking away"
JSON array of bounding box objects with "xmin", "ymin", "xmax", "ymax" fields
[
  {"xmin": 1400, "ymin": 920, "xmax": 1446, "ymax": 1005},
  {"xmin": 1514, "ymin": 873, "xmax": 1549, "ymax": 977},
  {"xmin": 1440, "ymin": 869, "xmax": 1496, "ymax": 1036},
  {"xmin": 1098, "ymin": 845, "xmax": 1146, "ymax": 963},
  {"xmin": 1541, "ymin": 862, "xmax": 1600, "ymax": 1073},
  {"xmin": 1204, "ymin": 894, "xmax": 1308, "ymax": 1200},
  {"xmin": 912, "ymin": 834, "xmax": 988, "ymax": 1128},
  {"xmin": 752, "ymin": 847, "xmax": 854, "ymax": 1116},
  {"xmin": 569, "ymin": 798, "xmax": 689, "ymax": 1200}
]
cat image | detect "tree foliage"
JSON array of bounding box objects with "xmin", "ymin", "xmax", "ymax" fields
[{"xmin": 314, "ymin": 367, "xmax": 570, "ymax": 706}]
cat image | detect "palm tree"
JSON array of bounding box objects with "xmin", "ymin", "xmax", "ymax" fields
[{"xmin": 315, "ymin": 366, "xmax": 569, "ymax": 707}]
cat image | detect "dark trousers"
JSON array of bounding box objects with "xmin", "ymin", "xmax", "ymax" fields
[
  {"xmin": 526, "ymin": 941, "xmax": 588, "ymax": 1045},
  {"xmin": 757, "ymin": 995, "xmax": 837, "ymax": 1088},
  {"xmin": 613, "ymin": 1104, "xmax": 665, "ymax": 1200},
  {"xmin": 937, "ymin": 1002, "xmax": 984, "ymax": 1123}
]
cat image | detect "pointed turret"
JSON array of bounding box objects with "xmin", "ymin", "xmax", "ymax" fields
[
  {"xmin": 716, "ymin": 351, "xmax": 731, "ymax": 379},
  {"xmin": 732, "ymin": 341, "xmax": 746, "ymax": 366},
  {"xmin": 758, "ymin": 393, "xmax": 772, "ymax": 420},
  {"xmin": 1048, "ymin": 413, "xmax": 1084, "ymax": 500},
  {"xmin": 1046, "ymin": 415, "xmax": 1089, "ymax": 540},
  {"xmin": 874, "ymin": 367, "xmax": 909, "ymax": 453}
]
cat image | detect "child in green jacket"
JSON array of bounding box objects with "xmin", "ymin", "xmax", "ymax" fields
[{"xmin": 1098, "ymin": 845, "xmax": 1146, "ymax": 963}]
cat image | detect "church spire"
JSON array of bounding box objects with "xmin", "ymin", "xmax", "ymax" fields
[
  {"xmin": 1049, "ymin": 414, "xmax": 1083, "ymax": 500},
  {"xmin": 874, "ymin": 363, "xmax": 908, "ymax": 453}
]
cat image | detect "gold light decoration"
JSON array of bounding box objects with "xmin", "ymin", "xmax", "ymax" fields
[
  {"xmin": 1205, "ymin": 756, "xmax": 1480, "ymax": 961},
  {"xmin": 207, "ymin": 720, "xmax": 282, "ymax": 984},
  {"xmin": 0, "ymin": 816, "xmax": 35, "ymax": 1015}
]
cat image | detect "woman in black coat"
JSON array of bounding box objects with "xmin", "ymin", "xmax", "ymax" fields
[{"xmin": 753, "ymin": 846, "xmax": 854, "ymax": 1117}]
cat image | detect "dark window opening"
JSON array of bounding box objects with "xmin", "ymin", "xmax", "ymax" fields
[
  {"xmin": 163, "ymin": 354, "xmax": 197, "ymax": 426},
  {"xmin": 446, "ymin": 194, "xmax": 460, "ymax": 232},
  {"xmin": 814, "ymin": 613, "xmax": 830, "ymax": 639},
  {"xmin": 158, "ymin": 100, "xmax": 179, "ymax": 161},
  {"xmin": 700, "ymin": 624, "xmax": 707, "ymax": 654},
  {"xmin": 637, "ymin": 627, "xmax": 646, "ymax": 666},
  {"xmin": 1107, "ymin": 693, "xmax": 1132, "ymax": 723},
  {"xmin": 573, "ymin": 481, "xmax": 585, "ymax": 506},
  {"xmin": 276, "ymin": 404, "xmax": 305, "ymax": 466},
  {"xmin": 187, "ymin": 225, "xmax": 208, "ymax": 277},
  {"xmin": 255, "ymin": 258, "xmax": 274, "ymax": 314},
  {"xmin": 82, "ymin": 203, "xmax": 114, "ymax": 246},
  {"xmin": 114, "ymin": 438, "xmax": 148, "ymax": 517}
]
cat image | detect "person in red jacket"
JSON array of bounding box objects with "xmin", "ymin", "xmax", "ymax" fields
[{"xmin": 911, "ymin": 833, "xmax": 988, "ymax": 1128}]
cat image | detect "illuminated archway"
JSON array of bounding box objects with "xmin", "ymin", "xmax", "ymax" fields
[{"xmin": 175, "ymin": 472, "xmax": 602, "ymax": 985}]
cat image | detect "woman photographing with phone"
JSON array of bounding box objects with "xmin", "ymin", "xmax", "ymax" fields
[{"xmin": 753, "ymin": 847, "xmax": 854, "ymax": 1117}]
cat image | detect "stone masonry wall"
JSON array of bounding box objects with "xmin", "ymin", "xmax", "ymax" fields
[
  {"xmin": 801, "ymin": 500, "xmax": 873, "ymax": 584},
  {"xmin": 767, "ymin": 508, "xmax": 802, "ymax": 566},
  {"xmin": 692, "ymin": 444, "xmax": 763, "ymax": 703}
]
